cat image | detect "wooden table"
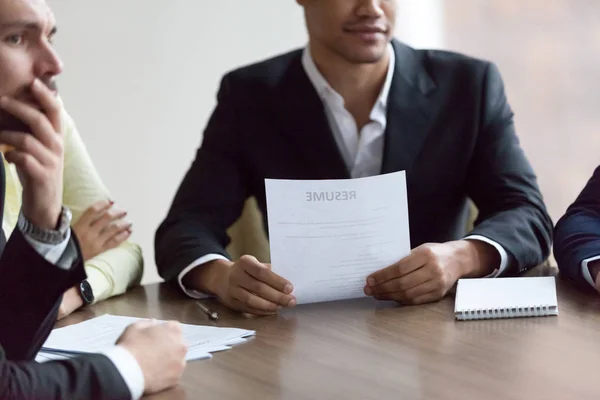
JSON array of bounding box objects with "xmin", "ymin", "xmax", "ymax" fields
[{"xmin": 63, "ymin": 266, "xmax": 600, "ymax": 400}]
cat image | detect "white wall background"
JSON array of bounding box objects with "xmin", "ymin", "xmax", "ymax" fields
[{"xmin": 48, "ymin": 0, "xmax": 444, "ymax": 284}]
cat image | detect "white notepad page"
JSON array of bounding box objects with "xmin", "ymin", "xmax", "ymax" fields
[{"xmin": 454, "ymin": 276, "xmax": 558, "ymax": 320}]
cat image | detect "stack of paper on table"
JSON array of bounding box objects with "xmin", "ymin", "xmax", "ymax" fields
[{"xmin": 36, "ymin": 314, "xmax": 254, "ymax": 363}]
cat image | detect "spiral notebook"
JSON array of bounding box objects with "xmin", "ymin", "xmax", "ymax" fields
[{"xmin": 454, "ymin": 276, "xmax": 558, "ymax": 321}]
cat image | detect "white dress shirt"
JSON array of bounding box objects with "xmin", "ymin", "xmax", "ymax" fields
[
  {"xmin": 178, "ymin": 44, "xmax": 509, "ymax": 297},
  {"xmin": 581, "ymin": 256, "xmax": 600, "ymax": 288},
  {"xmin": 20, "ymin": 222, "xmax": 144, "ymax": 400}
]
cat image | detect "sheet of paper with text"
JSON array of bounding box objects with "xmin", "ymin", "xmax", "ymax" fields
[{"xmin": 265, "ymin": 171, "xmax": 411, "ymax": 304}]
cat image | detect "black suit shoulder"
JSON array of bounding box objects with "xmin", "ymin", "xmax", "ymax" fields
[
  {"xmin": 222, "ymin": 48, "xmax": 303, "ymax": 91},
  {"xmin": 411, "ymin": 46, "xmax": 510, "ymax": 126},
  {"xmin": 423, "ymin": 49, "xmax": 500, "ymax": 96},
  {"xmin": 418, "ymin": 48, "xmax": 492, "ymax": 72},
  {"xmin": 220, "ymin": 43, "xmax": 500, "ymax": 109}
]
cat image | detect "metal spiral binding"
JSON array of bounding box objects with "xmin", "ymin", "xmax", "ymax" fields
[{"xmin": 456, "ymin": 305, "xmax": 552, "ymax": 321}]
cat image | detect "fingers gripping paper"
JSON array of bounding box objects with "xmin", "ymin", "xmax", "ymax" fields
[{"xmin": 265, "ymin": 171, "xmax": 411, "ymax": 305}]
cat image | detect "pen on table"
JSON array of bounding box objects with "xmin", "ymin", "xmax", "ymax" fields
[{"xmin": 196, "ymin": 301, "xmax": 219, "ymax": 321}]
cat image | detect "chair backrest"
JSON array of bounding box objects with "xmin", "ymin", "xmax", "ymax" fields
[{"xmin": 226, "ymin": 197, "xmax": 270, "ymax": 263}]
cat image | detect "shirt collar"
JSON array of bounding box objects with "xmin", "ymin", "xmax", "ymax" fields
[{"xmin": 302, "ymin": 42, "xmax": 395, "ymax": 111}]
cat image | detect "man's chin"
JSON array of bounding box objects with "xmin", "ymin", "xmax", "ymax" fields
[
  {"xmin": 335, "ymin": 41, "xmax": 389, "ymax": 65},
  {"xmin": 347, "ymin": 49, "xmax": 388, "ymax": 65}
]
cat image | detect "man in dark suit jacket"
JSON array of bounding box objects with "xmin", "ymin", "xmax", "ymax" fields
[
  {"xmin": 156, "ymin": 0, "xmax": 553, "ymax": 314},
  {"xmin": 554, "ymin": 166, "xmax": 600, "ymax": 293},
  {"xmin": 0, "ymin": 1, "xmax": 187, "ymax": 398}
]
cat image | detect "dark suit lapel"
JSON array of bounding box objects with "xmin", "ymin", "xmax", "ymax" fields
[
  {"xmin": 276, "ymin": 53, "xmax": 349, "ymax": 179},
  {"xmin": 381, "ymin": 40, "xmax": 437, "ymax": 176}
]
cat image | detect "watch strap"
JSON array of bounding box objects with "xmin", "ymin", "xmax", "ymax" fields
[{"xmin": 17, "ymin": 207, "xmax": 72, "ymax": 245}]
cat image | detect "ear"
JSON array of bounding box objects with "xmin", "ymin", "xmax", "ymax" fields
[{"xmin": 296, "ymin": 0, "xmax": 307, "ymax": 7}]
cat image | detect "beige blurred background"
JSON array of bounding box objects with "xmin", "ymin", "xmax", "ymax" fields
[
  {"xmin": 49, "ymin": 0, "xmax": 600, "ymax": 283},
  {"xmin": 444, "ymin": 0, "xmax": 600, "ymax": 224}
]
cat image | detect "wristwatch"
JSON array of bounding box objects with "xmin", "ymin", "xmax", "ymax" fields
[
  {"xmin": 78, "ymin": 279, "xmax": 95, "ymax": 305},
  {"xmin": 17, "ymin": 207, "xmax": 72, "ymax": 244}
]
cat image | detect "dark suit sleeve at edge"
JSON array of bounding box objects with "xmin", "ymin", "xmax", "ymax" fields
[
  {"xmin": 554, "ymin": 165, "xmax": 600, "ymax": 289},
  {"xmin": 0, "ymin": 351, "xmax": 130, "ymax": 400},
  {"xmin": 466, "ymin": 62, "xmax": 553, "ymax": 274},
  {"xmin": 155, "ymin": 74, "xmax": 251, "ymax": 284},
  {"xmin": 0, "ymin": 230, "xmax": 86, "ymax": 361},
  {"xmin": 0, "ymin": 231, "xmax": 130, "ymax": 399}
]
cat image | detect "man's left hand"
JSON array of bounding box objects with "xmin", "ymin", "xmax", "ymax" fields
[
  {"xmin": 57, "ymin": 286, "xmax": 84, "ymax": 320},
  {"xmin": 364, "ymin": 240, "xmax": 499, "ymax": 305}
]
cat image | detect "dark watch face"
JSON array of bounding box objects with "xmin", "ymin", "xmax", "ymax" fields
[{"xmin": 80, "ymin": 280, "xmax": 95, "ymax": 304}]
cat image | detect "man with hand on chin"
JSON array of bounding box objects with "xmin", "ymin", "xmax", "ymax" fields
[
  {"xmin": 0, "ymin": 0, "xmax": 186, "ymax": 399},
  {"xmin": 156, "ymin": 0, "xmax": 553, "ymax": 313}
]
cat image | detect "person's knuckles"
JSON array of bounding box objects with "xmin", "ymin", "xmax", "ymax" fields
[
  {"xmin": 239, "ymin": 254, "xmax": 258, "ymax": 266},
  {"xmin": 90, "ymin": 202, "xmax": 109, "ymax": 214},
  {"xmin": 421, "ymin": 244, "xmax": 438, "ymax": 260},
  {"xmin": 107, "ymin": 208, "xmax": 126, "ymax": 219},
  {"xmin": 250, "ymin": 263, "xmax": 269, "ymax": 281},
  {"xmin": 228, "ymin": 268, "xmax": 244, "ymax": 284},
  {"xmin": 165, "ymin": 320, "xmax": 182, "ymax": 332},
  {"xmin": 430, "ymin": 259, "xmax": 446, "ymax": 278},
  {"xmin": 48, "ymin": 135, "xmax": 63, "ymax": 155}
]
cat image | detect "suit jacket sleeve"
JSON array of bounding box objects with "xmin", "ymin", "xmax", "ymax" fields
[
  {"xmin": 0, "ymin": 230, "xmax": 131, "ymax": 400},
  {"xmin": 155, "ymin": 75, "xmax": 250, "ymax": 282},
  {"xmin": 554, "ymin": 165, "xmax": 600, "ymax": 289},
  {"xmin": 0, "ymin": 229, "xmax": 86, "ymax": 360},
  {"xmin": 0, "ymin": 349, "xmax": 130, "ymax": 400},
  {"xmin": 466, "ymin": 62, "xmax": 553, "ymax": 273}
]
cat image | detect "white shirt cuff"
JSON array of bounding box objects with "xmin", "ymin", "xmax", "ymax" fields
[
  {"xmin": 21, "ymin": 228, "xmax": 71, "ymax": 269},
  {"xmin": 581, "ymin": 256, "xmax": 600, "ymax": 288},
  {"xmin": 177, "ymin": 254, "xmax": 229, "ymax": 299},
  {"xmin": 101, "ymin": 345, "xmax": 145, "ymax": 400},
  {"xmin": 464, "ymin": 235, "xmax": 509, "ymax": 278}
]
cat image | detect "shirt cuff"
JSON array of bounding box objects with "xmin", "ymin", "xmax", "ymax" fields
[
  {"xmin": 21, "ymin": 228, "xmax": 71, "ymax": 269},
  {"xmin": 101, "ymin": 345, "xmax": 145, "ymax": 400},
  {"xmin": 464, "ymin": 235, "xmax": 509, "ymax": 278},
  {"xmin": 177, "ymin": 254, "xmax": 229, "ymax": 299},
  {"xmin": 581, "ymin": 256, "xmax": 600, "ymax": 288}
]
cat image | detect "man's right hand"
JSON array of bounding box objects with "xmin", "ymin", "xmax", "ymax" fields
[
  {"xmin": 0, "ymin": 80, "xmax": 64, "ymax": 230},
  {"xmin": 117, "ymin": 320, "xmax": 188, "ymax": 395},
  {"xmin": 189, "ymin": 256, "xmax": 296, "ymax": 316}
]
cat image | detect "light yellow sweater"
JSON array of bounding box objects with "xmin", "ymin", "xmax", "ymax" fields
[{"xmin": 2, "ymin": 100, "xmax": 143, "ymax": 303}]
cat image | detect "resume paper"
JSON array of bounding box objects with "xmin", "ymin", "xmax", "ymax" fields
[{"xmin": 265, "ymin": 171, "xmax": 411, "ymax": 304}]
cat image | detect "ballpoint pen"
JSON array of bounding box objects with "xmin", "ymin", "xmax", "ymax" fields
[{"xmin": 196, "ymin": 301, "xmax": 219, "ymax": 321}]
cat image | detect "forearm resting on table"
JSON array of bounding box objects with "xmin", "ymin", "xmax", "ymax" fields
[
  {"xmin": 182, "ymin": 259, "xmax": 233, "ymax": 295},
  {"xmin": 85, "ymin": 243, "xmax": 143, "ymax": 302}
]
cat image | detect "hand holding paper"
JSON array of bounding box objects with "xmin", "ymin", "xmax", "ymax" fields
[
  {"xmin": 365, "ymin": 239, "xmax": 501, "ymax": 305},
  {"xmin": 266, "ymin": 171, "xmax": 411, "ymax": 304},
  {"xmin": 211, "ymin": 256, "xmax": 297, "ymax": 316}
]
